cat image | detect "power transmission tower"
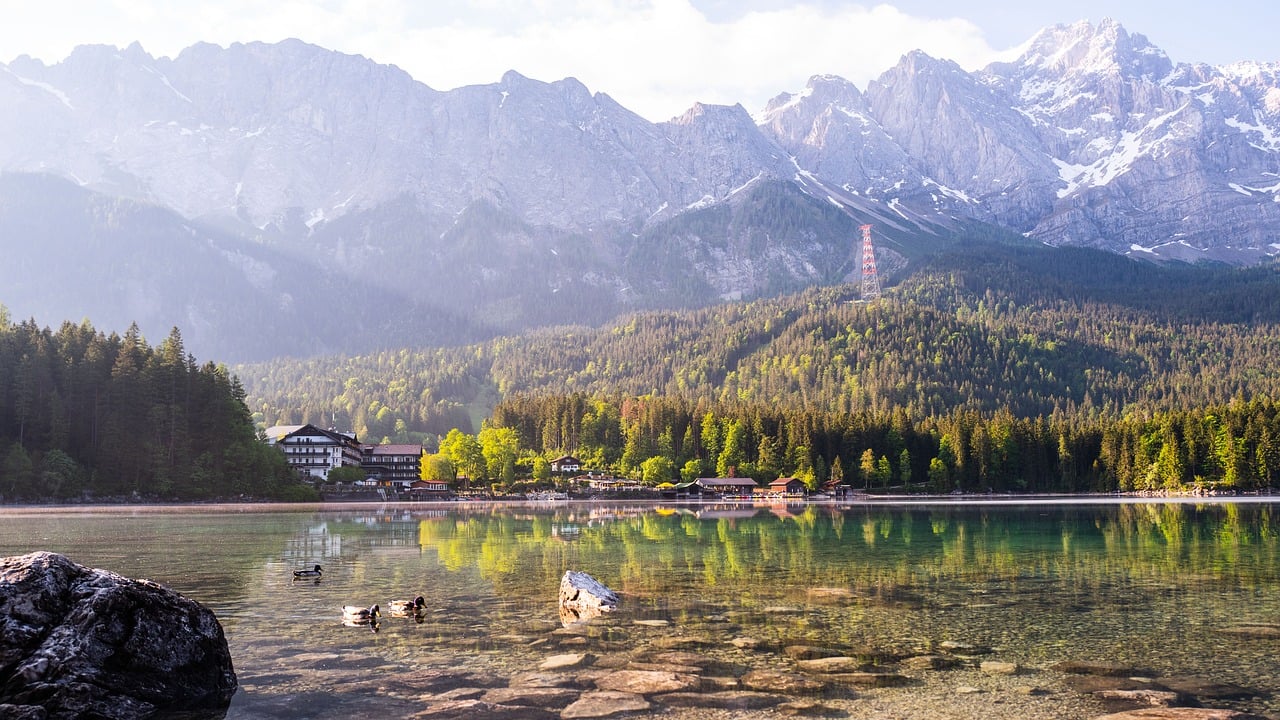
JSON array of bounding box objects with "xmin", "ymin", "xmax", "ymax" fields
[{"xmin": 860, "ymin": 224, "xmax": 881, "ymax": 300}]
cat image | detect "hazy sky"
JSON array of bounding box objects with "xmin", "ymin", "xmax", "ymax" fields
[{"xmin": 3, "ymin": 1, "xmax": 1276, "ymax": 121}]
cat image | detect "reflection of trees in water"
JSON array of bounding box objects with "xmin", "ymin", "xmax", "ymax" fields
[{"xmin": 410, "ymin": 503, "xmax": 1280, "ymax": 616}]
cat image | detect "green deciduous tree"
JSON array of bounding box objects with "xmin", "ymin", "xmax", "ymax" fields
[{"xmin": 641, "ymin": 455, "xmax": 675, "ymax": 485}]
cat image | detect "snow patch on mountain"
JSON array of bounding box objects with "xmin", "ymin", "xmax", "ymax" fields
[
  {"xmin": 3, "ymin": 66, "xmax": 74, "ymax": 109},
  {"xmin": 1225, "ymin": 115, "xmax": 1280, "ymax": 151}
]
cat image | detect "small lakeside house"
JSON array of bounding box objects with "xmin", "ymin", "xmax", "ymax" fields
[
  {"xmin": 550, "ymin": 455, "xmax": 583, "ymax": 473},
  {"xmin": 767, "ymin": 477, "xmax": 808, "ymax": 496}
]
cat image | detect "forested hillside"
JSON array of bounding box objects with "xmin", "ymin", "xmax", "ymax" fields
[
  {"xmin": 0, "ymin": 312, "xmax": 308, "ymax": 501},
  {"xmin": 237, "ymin": 244, "xmax": 1280, "ymax": 493},
  {"xmin": 243, "ymin": 244, "xmax": 1280, "ymax": 434}
]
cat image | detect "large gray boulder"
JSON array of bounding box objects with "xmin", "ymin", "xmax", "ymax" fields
[
  {"xmin": 558, "ymin": 571, "xmax": 618, "ymax": 626},
  {"xmin": 0, "ymin": 551, "xmax": 236, "ymax": 719}
]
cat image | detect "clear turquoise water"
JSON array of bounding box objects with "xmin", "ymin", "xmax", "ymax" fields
[{"xmin": 1, "ymin": 499, "xmax": 1277, "ymax": 718}]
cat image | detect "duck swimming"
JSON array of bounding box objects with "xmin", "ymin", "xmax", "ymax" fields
[
  {"xmin": 292, "ymin": 564, "xmax": 322, "ymax": 579},
  {"xmin": 342, "ymin": 604, "xmax": 380, "ymax": 623},
  {"xmin": 387, "ymin": 596, "xmax": 425, "ymax": 617}
]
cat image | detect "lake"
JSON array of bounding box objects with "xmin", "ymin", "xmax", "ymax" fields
[{"xmin": 1, "ymin": 499, "xmax": 1278, "ymax": 719}]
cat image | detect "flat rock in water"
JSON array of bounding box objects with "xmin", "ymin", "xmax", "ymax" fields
[
  {"xmin": 1093, "ymin": 689, "xmax": 1186, "ymax": 708},
  {"xmin": 740, "ymin": 670, "xmax": 827, "ymax": 694},
  {"xmin": 428, "ymin": 687, "xmax": 488, "ymax": 702},
  {"xmin": 510, "ymin": 671, "xmax": 582, "ymax": 689},
  {"xmin": 626, "ymin": 661, "xmax": 703, "ymax": 674},
  {"xmin": 651, "ymin": 635, "xmax": 715, "ymax": 649},
  {"xmin": 702, "ymin": 676, "xmax": 742, "ymax": 691},
  {"xmin": 1214, "ymin": 624, "xmax": 1280, "ymax": 639},
  {"xmin": 778, "ymin": 699, "xmax": 845, "ymax": 716},
  {"xmin": 411, "ymin": 699, "xmax": 559, "ymax": 720},
  {"xmin": 901, "ymin": 654, "xmax": 962, "ymax": 671},
  {"xmin": 400, "ymin": 670, "xmax": 508, "ymax": 693},
  {"xmin": 783, "ymin": 645, "xmax": 845, "ymax": 660},
  {"xmin": 806, "ymin": 587, "xmax": 856, "ymax": 604},
  {"xmin": 479, "ymin": 687, "xmax": 579, "ymax": 708},
  {"xmin": 730, "ymin": 636, "xmax": 767, "ymax": 650},
  {"xmin": 817, "ymin": 672, "xmax": 913, "ymax": 687},
  {"xmin": 655, "ymin": 690, "xmax": 788, "ymax": 709},
  {"xmin": 795, "ymin": 656, "xmax": 872, "ymax": 674},
  {"xmin": 1158, "ymin": 677, "xmax": 1258, "ymax": 700},
  {"xmin": 1067, "ymin": 676, "xmax": 1160, "ymax": 694},
  {"xmin": 645, "ymin": 650, "xmax": 716, "ymax": 668},
  {"xmin": 1091, "ymin": 709, "xmax": 1269, "ymax": 720},
  {"xmin": 593, "ymin": 670, "xmax": 701, "ymax": 694},
  {"xmin": 561, "ymin": 691, "xmax": 651, "ymax": 719},
  {"xmin": 0, "ymin": 551, "xmax": 236, "ymax": 720},
  {"xmin": 938, "ymin": 641, "xmax": 994, "ymax": 655},
  {"xmin": 1054, "ymin": 661, "xmax": 1152, "ymax": 677},
  {"xmin": 539, "ymin": 653, "xmax": 595, "ymax": 671},
  {"xmin": 980, "ymin": 660, "xmax": 1021, "ymax": 675}
]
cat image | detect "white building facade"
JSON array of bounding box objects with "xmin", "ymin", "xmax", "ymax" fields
[{"xmin": 278, "ymin": 424, "xmax": 363, "ymax": 480}]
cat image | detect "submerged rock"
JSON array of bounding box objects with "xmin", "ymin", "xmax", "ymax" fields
[
  {"xmin": 1090, "ymin": 709, "xmax": 1269, "ymax": 719},
  {"xmin": 478, "ymin": 687, "xmax": 579, "ymax": 708},
  {"xmin": 412, "ymin": 699, "xmax": 558, "ymax": 719},
  {"xmin": 1158, "ymin": 677, "xmax": 1259, "ymax": 700},
  {"xmin": 0, "ymin": 551, "xmax": 237, "ymax": 720},
  {"xmin": 740, "ymin": 669, "xmax": 827, "ymax": 694},
  {"xmin": 783, "ymin": 645, "xmax": 845, "ymax": 660},
  {"xmin": 538, "ymin": 653, "xmax": 595, "ymax": 671},
  {"xmin": 1214, "ymin": 624, "xmax": 1280, "ymax": 639},
  {"xmin": 655, "ymin": 690, "xmax": 788, "ymax": 709},
  {"xmin": 560, "ymin": 691, "xmax": 650, "ymax": 719},
  {"xmin": 593, "ymin": 669, "xmax": 701, "ymax": 694},
  {"xmin": 980, "ymin": 660, "xmax": 1021, "ymax": 675},
  {"xmin": 1054, "ymin": 660, "xmax": 1152, "ymax": 677},
  {"xmin": 1093, "ymin": 689, "xmax": 1186, "ymax": 708},
  {"xmin": 794, "ymin": 656, "xmax": 871, "ymax": 674},
  {"xmin": 900, "ymin": 654, "xmax": 962, "ymax": 671}
]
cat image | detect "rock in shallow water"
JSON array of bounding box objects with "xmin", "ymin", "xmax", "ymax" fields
[
  {"xmin": 559, "ymin": 571, "xmax": 619, "ymax": 626},
  {"xmin": 1090, "ymin": 709, "xmax": 1269, "ymax": 719},
  {"xmin": 561, "ymin": 691, "xmax": 650, "ymax": 719},
  {"xmin": 0, "ymin": 551, "xmax": 237, "ymax": 720}
]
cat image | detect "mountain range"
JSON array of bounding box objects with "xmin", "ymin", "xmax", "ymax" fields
[{"xmin": 1, "ymin": 19, "xmax": 1278, "ymax": 361}]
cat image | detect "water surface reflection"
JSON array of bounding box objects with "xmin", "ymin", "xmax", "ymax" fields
[{"xmin": 1, "ymin": 500, "xmax": 1277, "ymax": 718}]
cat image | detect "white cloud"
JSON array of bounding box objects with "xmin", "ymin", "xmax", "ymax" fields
[{"xmin": 1, "ymin": 0, "xmax": 1009, "ymax": 121}]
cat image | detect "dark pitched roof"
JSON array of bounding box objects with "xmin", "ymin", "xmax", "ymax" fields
[
  {"xmin": 365, "ymin": 444, "xmax": 424, "ymax": 455},
  {"xmin": 695, "ymin": 478, "xmax": 759, "ymax": 488},
  {"xmin": 284, "ymin": 424, "xmax": 360, "ymax": 445}
]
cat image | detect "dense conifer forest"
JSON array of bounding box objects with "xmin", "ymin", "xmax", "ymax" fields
[
  {"xmin": 0, "ymin": 311, "xmax": 308, "ymax": 501},
  {"xmin": 240, "ymin": 243, "xmax": 1280, "ymax": 494}
]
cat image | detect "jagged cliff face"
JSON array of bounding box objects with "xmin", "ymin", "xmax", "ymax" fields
[
  {"xmin": 762, "ymin": 19, "xmax": 1280, "ymax": 260},
  {"xmin": 1, "ymin": 21, "xmax": 1278, "ymax": 359},
  {"xmin": 3, "ymin": 22, "xmax": 1277, "ymax": 258},
  {"xmin": 987, "ymin": 19, "xmax": 1280, "ymax": 256}
]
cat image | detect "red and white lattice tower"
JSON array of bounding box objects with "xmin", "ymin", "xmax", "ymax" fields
[{"xmin": 859, "ymin": 224, "xmax": 881, "ymax": 300}]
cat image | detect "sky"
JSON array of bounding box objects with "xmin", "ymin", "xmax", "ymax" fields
[{"xmin": 2, "ymin": 1, "xmax": 1277, "ymax": 122}]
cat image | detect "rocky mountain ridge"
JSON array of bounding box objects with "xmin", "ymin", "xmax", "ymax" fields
[{"xmin": 1, "ymin": 19, "xmax": 1277, "ymax": 361}]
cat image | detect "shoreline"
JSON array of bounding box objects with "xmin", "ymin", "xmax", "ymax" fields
[{"xmin": 1, "ymin": 491, "xmax": 1279, "ymax": 514}]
